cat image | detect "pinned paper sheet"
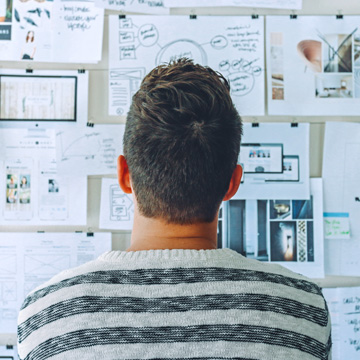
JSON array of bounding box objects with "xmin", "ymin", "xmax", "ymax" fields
[
  {"xmin": 233, "ymin": 123, "xmax": 310, "ymax": 200},
  {"xmin": 323, "ymin": 287, "xmax": 360, "ymax": 360},
  {"xmin": 108, "ymin": 15, "xmax": 265, "ymax": 116},
  {"xmin": 324, "ymin": 213, "xmax": 351, "ymax": 239},
  {"xmin": 323, "ymin": 122, "xmax": 360, "ymax": 276},
  {"xmin": 0, "ymin": 129, "xmax": 87, "ymax": 226}
]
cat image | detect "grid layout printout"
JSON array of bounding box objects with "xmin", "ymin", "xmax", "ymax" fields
[
  {"xmin": 0, "ymin": 232, "xmax": 111, "ymax": 335},
  {"xmin": 267, "ymin": 16, "xmax": 360, "ymax": 115},
  {"xmin": 109, "ymin": 15, "xmax": 265, "ymax": 116},
  {"xmin": 224, "ymin": 178, "xmax": 324, "ymax": 278}
]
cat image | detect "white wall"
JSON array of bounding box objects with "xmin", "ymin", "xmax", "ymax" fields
[{"xmin": 1, "ymin": 0, "xmax": 360, "ymax": 289}]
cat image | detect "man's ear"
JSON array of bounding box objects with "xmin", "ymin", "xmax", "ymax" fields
[
  {"xmin": 223, "ymin": 164, "xmax": 242, "ymax": 201},
  {"xmin": 117, "ymin": 155, "xmax": 132, "ymax": 194}
]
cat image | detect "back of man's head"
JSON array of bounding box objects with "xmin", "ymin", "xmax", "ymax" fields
[{"xmin": 124, "ymin": 58, "xmax": 242, "ymax": 225}]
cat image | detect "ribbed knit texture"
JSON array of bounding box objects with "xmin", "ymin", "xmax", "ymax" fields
[{"xmin": 17, "ymin": 249, "xmax": 331, "ymax": 360}]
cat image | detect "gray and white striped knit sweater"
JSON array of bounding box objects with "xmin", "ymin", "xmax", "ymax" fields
[{"xmin": 17, "ymin": 249, "xmax": 331, "ymax": 360}]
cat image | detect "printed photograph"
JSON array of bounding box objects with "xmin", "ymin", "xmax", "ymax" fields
[
  {"xmin": 0, "ymin": 0, "xmax": 12, "ymax": 23},
  {"xmin": 322, "ymin": 33, "xmax": 352, "ymax": 73},
  {"xmin": 272, "ymin": 87, "xmax": 284, "ymax": 100},
  {"xmin": 354, "ymin": 68, "xmax": 360, "ymax": 98},
  {"xmin": 315, "ymin": 74, "xmax": 353, "ymax": 98},
  {"xmin": 270, "ymin": 32, "xmax": 284, "ymax": 86},
  {"xmin": 292, "ymin": 197, "xmax": 313, "ymax": 219},
  {"xmin": 6, "ymin": 173, "xmax": 18, "ymax": 204},
  {"xmin": 270, "ymin": 200, "xmax": 291, "ymax": 220},
  {"xmin": 354, "ymin": 35, "xmax": 360, "ymax": 66},
  {"xmin": 297, "ymin": 39, "xmax": 322, "ymax": 73},
  {"xmin": 19, "ymin": 174, "xmax": 30, "ymax": 204},
  {"xmin": 270, "ymin": 221, "xmax": 297, "ymax": 262},
  {"xmin": 48, "ymin": 179, "xmax": 59, "ymax": 193}
]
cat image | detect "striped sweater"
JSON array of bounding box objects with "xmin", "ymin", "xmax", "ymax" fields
[{"xmin": 17, "ymin": 249, "xmax": 331, "ymax": 360}]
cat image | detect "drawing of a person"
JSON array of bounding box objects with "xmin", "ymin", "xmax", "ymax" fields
[{"xmin": 21, "ymin": 31, "xmax": 36, "ymax": 60}]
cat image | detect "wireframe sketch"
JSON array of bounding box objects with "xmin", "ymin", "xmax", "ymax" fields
[
  {"xmin": 24, "ymin": 254, "xmax": 71, "ymax": 276},
  {"xmin": 110, "ymin": 184, "xmax": 134, "ymax": 221},
  {"xmin": 0, "ymin": 281, "xmax": 17, "ymax": 302},
  {"xmin": 109, "ymin": 16, "xmax": 265, "ymax": 116},
  {"xmin": 0, "ymin": 254, "xmax": 17, "ymax": 275},
  {"xmin": 109, "ymin": 68, "xmax": 146, "ymax": 115}
]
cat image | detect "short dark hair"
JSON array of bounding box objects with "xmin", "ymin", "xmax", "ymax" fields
[{"xmin": 123, "ymin": 58, "xmax": 242, "ymax": 224}]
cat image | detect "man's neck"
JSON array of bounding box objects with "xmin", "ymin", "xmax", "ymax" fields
[{"xmin": 127, "ymin": 211, "xmax": 218, "ymax": 252}]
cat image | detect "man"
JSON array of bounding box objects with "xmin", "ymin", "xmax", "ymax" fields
[{"xmin": 18, "ymin": 58, "xmax": 331, "ymax": 360}]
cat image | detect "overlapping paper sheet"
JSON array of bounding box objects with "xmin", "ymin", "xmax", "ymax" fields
[
  {"xmin": 0, "ymin": 232, "xmax": 111, "ymax": 334},
  {"xmin": 323, "ymin": 122, "xmax": 360, "ymax": 276},
  {"xmin": 0, "ymin": 0, "xmax": 104, "ymax": 63},
  {"xmin": 56, "ymin": 124, "xmax": 125, "ymax": 176},
  {"xmin": 108, "ymin": 15, "xmax": 265, "ymax": 116},
  {"xmin": 94, "ymin": 0, "xmax": 168, "ymax": 14},
  {"xmin": 99, "ymin": 178, "xmax": 134, "ymax": 230},
  {"xmin": 234, "ymin": 122, "xmax": 310, "ymax": 200},
  {"xmin": 0, "ymin": 69, "xmax": 89, "ymax": 127},
  {"xmin": 267, "ymin": 16, "xmax": 360, "ymax": 115},
  {"xmin": 164, "ymin": 0, "xmax": 302, "ymax": 9},
  {"xmin": 0, "ymin": 128, "xmax": 87, "ymax": 225},
  {"xmin": 323, "ymin": 287, "xmax": 360, "ymax": 360},
  {"xmin": 225, "ymin": 178, "xmax": 324, "ymax": 278}
]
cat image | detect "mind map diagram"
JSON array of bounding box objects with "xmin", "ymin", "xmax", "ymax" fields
[{"xmin": 109, "ymin": 16, "xmax": 265, "ymax": 116}]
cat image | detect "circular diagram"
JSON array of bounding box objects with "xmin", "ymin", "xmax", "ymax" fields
[{"xmin": 156, "ymin": 39, "xmax": 207, "ymax": 66}]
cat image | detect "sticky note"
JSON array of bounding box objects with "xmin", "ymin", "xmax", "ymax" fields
[{"xmin": 324, "ymin": 213, "xmax": 351, "ymax": 240}]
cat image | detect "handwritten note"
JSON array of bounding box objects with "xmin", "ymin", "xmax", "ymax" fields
[
  {"xmin": 323, "ymin": 287, "xmax": 360, "ymax": 360},
  {"xmin": 324, "ymin": 213, "xmax": 351, "ymax": 240},
  {"xmin": 53, "ymin": 0, "xmax": 104, "ymax": 63},
  {"xmin": 94, "ymin": 0, "xmax": 169, "ymax": 14}
]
